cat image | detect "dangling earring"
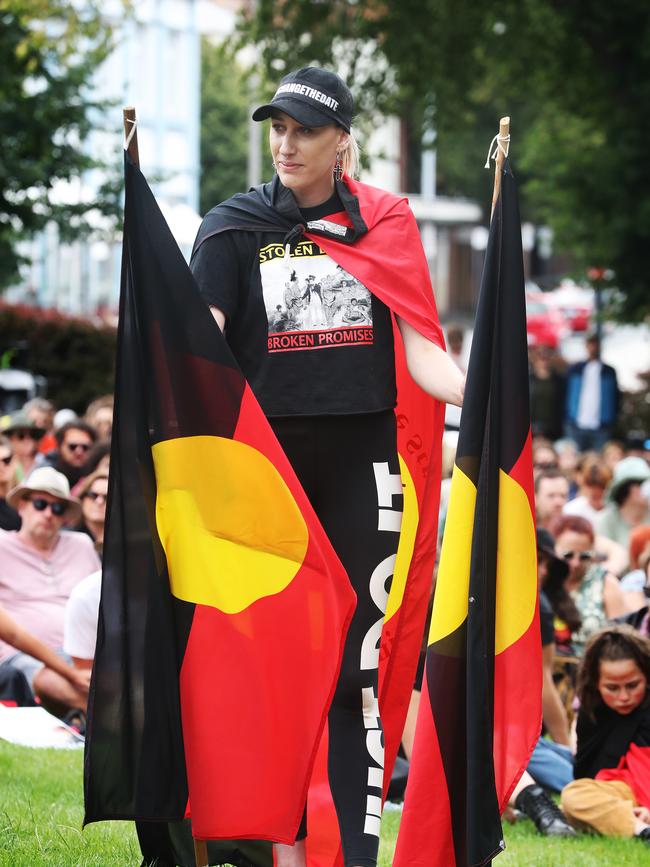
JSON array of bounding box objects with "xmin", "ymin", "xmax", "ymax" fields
[
  {"xmin": 272, "ymin": 161, "xmax": 278, "ymax": 173},
  {"xmin": 334, "ymin": 151, "xmax": 343, "ymax": 181}
]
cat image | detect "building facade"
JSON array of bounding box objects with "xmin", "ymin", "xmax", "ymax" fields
[
  {"xmin": 13, "ymin": 0, "xmax": 232, "ymax": 316},
  {"xmin": 12, "ymin": 2, "xmax": 484, "ymax": 319}
]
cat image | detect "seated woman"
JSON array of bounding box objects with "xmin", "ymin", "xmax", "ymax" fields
[
  {"xmin": 550, "ymin": 514, "xmax": 628, "ymax": 657},
  {"xmin": 0, "ymin": 434, "xmax": 20, "ymax": 531},
  {"xmin": 73, "ymin": 470, "xmax": 108, "ymax": 553},
  {"xmin": 563, "ymin": 453, "xmax": 611, "ymax": 526},
  {"xmin": 504, "ymin": 529, "xmax": 576, "ymax": 839},
  {"xmin": 561, "ymin": 625, "xmax": 650, "ymax": 844},
  {"xmin": 620, "ymin": 525, "xmax": 650, "ymax": 607},
  {"xmin": 617, "ymin": 530, "xmax": 650, "ymax": 637},
  {"xmin": 541, "ymin": 525, "xmax": 583, "ymax": 659}
]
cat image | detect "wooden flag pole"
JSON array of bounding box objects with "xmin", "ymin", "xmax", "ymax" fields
[
  {"xmin": 122, "ymin": 103, "xmax": 209, "ymax": 867},
  {"xmin": 122, "ymin": 104, "xmax": 209, "ymax": 867},
  {"xmin": 490, "ymin": 115, "xmax": 510, "ymax": 219},
  {"xmin": 123, "ymin": 106, "xmax": 140, "ymax": 168},
  {"xmin": 193, "ymin": 838, "xmax": 209, "ymax": 866}
]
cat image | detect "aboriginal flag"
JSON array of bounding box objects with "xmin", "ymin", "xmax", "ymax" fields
[
  {"xmin": 393, "ymin": 160, "xmax": 541, "ymax": 867},
  {"xmin": 84, "ymin": 154, "xmax": 356, "ymax": 847}
]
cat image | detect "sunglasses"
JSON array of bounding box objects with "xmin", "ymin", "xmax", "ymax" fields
[
  {"xmin": 28, "ymin": 497, "xmax": 68, "ymax": 517},
  {"xmin": 560, "ymin": 550, "xmax": 594, "ymax": 562},
  {"xmin": 0, "ymin": 455, "xmax": 12, "ymax": 466},
  {"xmin": 13, "ymin": 430, "xmax": 40, "ymax": 441},
  {"xmin": 65, "ymin": 442, "xmax": 91, "ymax": 453},
  {"xmin": 84, "ymin": 491, "xmax": 107, "ymax": 503}
]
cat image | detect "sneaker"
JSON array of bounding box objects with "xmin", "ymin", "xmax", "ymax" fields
[{"xmin": 514, "ymin": 784, "xmax": 576, "ymax": 837}]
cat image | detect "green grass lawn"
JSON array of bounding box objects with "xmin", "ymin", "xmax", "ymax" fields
[{"xmin": 1, "ymin": 742, "xmax": 649, "ymax": 865}]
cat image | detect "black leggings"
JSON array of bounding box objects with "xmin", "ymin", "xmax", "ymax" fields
[{"xmin": 269, "ymin": 411, "xmax": 403, "ymax": 867}]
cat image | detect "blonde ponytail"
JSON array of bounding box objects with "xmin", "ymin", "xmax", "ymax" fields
[{"xmin": 340, "ymin": 132, "xmax": 360, "ymax": 179}]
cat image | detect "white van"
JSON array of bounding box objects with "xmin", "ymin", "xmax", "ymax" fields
[{"xmin": 0, "ymin": 369, "xmax": 47, "ymax": 415}]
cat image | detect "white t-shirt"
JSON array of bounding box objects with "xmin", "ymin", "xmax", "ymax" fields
[
  {"xmin": 563, "ymin": 496, "xmax": 603, "ymax": 525},
  {"xmin": 63, "ymin": 570, "xmax": 101, "ymax": 660},
  {"xmin": 576, "ymin": 360, "xmax": 601, "ymax": 429}
]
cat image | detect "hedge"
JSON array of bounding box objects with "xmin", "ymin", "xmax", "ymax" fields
[
  {"xmin": 0, "ymin": 302, "xmax": 117, "ymax": 414},
  {"xmin": 2, "ymin": 302, "xmax": 647, "ymax": 439}
]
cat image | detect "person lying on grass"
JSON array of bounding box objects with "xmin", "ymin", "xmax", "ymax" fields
[{"xmin": 561, "ymin": 624, "xmax": 650, "ymax": 844}]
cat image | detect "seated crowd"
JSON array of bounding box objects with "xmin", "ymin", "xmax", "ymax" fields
[
  {"xmin": 1, "ymin": 377, "xmax": 650, "ymax": 851},
  {"xmin": 0, "ymin": 396, "xmax": 111, "ymax": 731},
  {"xmin": 504, "ymin": 431, "xmax": 650, "ymax": 844}
]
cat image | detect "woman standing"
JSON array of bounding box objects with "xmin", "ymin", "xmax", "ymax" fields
[{"xmin": 191, "ymin": 67, "xmax": 463, "ymax": 867}]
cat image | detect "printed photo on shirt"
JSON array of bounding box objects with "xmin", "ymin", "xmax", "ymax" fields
[{"xmin": 259, "ymin": 240, "xmax": 374, "ymax": 352}]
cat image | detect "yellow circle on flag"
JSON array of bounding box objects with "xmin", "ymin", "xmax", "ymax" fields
[
  {"xmin": 495, "ymin": 469, "xmax": 537, "ymax": 653},
  {"xmin": 152, "ymin": 435, "xmax": 309, "ymax": 614}
]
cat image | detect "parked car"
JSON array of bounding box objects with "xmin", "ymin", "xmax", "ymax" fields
[
  {"xmin": 544, "ymin": 281, "xmax": 594, "ymax": 332},
  {"xmin": 525, "ymin": 290, "xmax": 570, "ymax": 348}
]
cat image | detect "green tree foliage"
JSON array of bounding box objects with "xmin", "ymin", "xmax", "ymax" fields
[
  {"xmin": 199, "ymin": 39, "xmax": 250, "ymax": 215},
  {"xmin": 0, "ymin": 303, "xmax": 116, "ymax": 412},
  {"xmin": 239, "ymin": 0, "xmax": 650, "ymax": 321},
  {"xmin": 0, "ymin": 0, "xmax": 116, "ymax": 289}
]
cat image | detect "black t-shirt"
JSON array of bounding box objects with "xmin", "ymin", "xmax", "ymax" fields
[
  {"xmin": 574, "ymin": 701, "xmax": 650, "ymax": 779},
  {"xmin": 191, "ymin": 191, "xmax": 396, "ymax": 417}
]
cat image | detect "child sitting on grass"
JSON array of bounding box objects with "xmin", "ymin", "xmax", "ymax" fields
[{"xmin": 561, "ymin": 624, "xmax": 650, "ymax": 844}]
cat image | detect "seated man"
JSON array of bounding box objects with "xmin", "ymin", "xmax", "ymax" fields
[
  {"xmin": 535, "ymin": 470, "xmax": 569, "ymax": 531},
  {"xmin": 40, "ymin": 419, "xmax": 98, "ymax": 488},
  {"xmin": 0, "ymin": 467, "xmax": 100, "ymax": 714},
  {"xmin": 0, "ymin": 603, "xmax": 89, "ymax": 704},
  {"xmin": 595, "ymin": 456, "xmax": 650, "ymax": 551}
]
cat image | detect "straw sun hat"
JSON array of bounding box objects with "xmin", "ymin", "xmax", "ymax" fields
[{"xmin": 7, "ymin": 466, "xmax": 82, "ymax": 523}]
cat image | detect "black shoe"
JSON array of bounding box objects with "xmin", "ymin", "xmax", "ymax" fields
[
  {"xmin": 515, "ymin": 784, "xmax": 576, "ymax": 837},
  {"xmin": 62, "ymin": 708, "xmax": 86, "ymax": 737}
]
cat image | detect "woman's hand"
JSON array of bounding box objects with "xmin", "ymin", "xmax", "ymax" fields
[
  {"xmin": 396, "ymin": 316, "xmax": 465, "ymax": 406},
  {"xmin": 633, "ymin": 806, "xmax": 650, "ymax": 824}
]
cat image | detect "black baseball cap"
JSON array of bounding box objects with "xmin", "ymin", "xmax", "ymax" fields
[{"xmin": 252, "ymin": 67, "xmax": 354, "ymax": 132}]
